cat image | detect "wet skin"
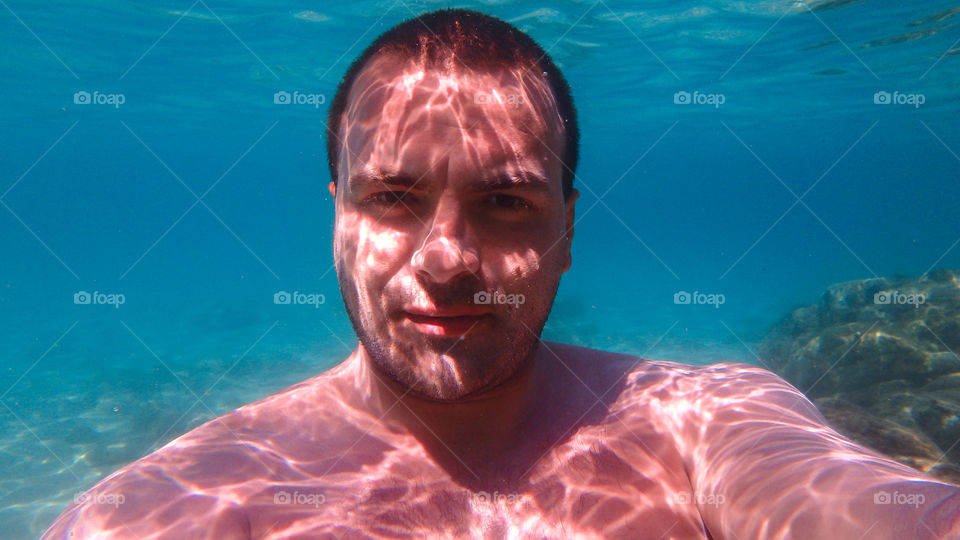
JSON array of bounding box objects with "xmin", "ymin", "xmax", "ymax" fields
[{"xmin": 44, "ymin": 55, "xmax": 960, "ymax": 539}]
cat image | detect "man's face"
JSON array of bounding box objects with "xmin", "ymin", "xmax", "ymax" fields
[{"xmin": 331, "ymin": 53, "xmax": 577, "ymax": 401}]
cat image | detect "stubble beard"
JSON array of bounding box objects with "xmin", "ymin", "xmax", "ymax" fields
[{"xmin": 336, "ymin": 264, "xmax": 561, "ymax": 402}]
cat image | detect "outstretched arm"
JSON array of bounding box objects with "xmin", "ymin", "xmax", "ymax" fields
[
  {"xmin": 41, "ymin": 431, "xmax": 254, "ymax": 539},
  {"xmin": 684, "ymin": 363, "xmax": 960, "ymax": 540}
]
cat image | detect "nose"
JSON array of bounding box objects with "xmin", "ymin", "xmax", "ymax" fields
[{"xmin": 411, "ymin": 197, "xmax": 480, "ymax": 283}]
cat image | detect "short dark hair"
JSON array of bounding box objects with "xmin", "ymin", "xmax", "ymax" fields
[{"xmin": 325, "ymin": 8, "xmax": 579, "ymax": 199}]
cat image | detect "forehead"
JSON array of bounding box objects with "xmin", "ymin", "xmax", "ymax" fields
[{"xmin": 337, "ymin": 53, "xmax": 567, "ymax": 183}]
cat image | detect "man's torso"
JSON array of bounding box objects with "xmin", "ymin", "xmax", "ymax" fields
[{"xmin": 50, "ymin": 344, "xmax": 713, "ymax": 539}]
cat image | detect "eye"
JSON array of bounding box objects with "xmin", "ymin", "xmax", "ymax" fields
[
  {"xmin": 485, "ymin": 193, "xmax": 532, "ymax": 211},
  {"xmin": 363, "ymin": 191, "xmax": 417, "ymax": 206}
]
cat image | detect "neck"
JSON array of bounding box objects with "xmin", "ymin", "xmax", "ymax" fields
[{"xmin": 348, "ymin": 342, "xmax": 547, "ymax": 460}]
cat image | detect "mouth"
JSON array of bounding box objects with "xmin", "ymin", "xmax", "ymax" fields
[{"xmin": 403, "ymin": 309, "xmax": 492, "ymax": 337}]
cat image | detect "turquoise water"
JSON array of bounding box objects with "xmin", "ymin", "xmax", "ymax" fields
[{"xmin": 1, "ymin": 1, "xmax": 959, "ymax": 537}]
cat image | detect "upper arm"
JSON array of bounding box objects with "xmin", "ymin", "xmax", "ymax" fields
[
  {"xmin": 685, "ymin": 363, "xmax": 960, "ymax": 540},
  {"xmin": 42, "ymin": 465, "xmax": 250, "ymax": 540},
  {"xmin": 40, "ymin": 424, "xmax": 263, "ymax": 540}
]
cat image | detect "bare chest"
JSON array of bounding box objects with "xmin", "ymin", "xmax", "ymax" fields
[{"xmin": 247, "ymin": 423, "xmax": 707, "ymax": 539}]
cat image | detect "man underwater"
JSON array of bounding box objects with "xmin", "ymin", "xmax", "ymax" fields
[{"xmin": 45, "ymin": 8, "xmax": 960, "ymax": 539}]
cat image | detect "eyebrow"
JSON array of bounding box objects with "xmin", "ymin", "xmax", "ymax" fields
[
  {"xmin": 349, "ymin": 169, "xmax": 554, "ymax": 194},
  {"xmin": 348, "ymin": 169, "xmax": 421, "ymax": 190},
  {"xmin": 473, "ymin": 173, "xmax": 553, "ymax": 194}
]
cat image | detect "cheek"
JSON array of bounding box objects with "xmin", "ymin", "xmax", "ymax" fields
[
  {"xmin": 345, "ymin": 216, "xmax": 411, "ymax": 288},
  {"xmin": 487, "ymin": 247, "xmax": 546, "ymax": 288},
  {"xmin": 333, "ymin": 212, "xmax": 357, "ymax": 271},
  {"xmin": 505, "ymin": 249, "xmax": 541, "ymax": 278}
]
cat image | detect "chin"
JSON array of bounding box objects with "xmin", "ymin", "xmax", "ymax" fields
[
  {"xmin": 375, "ymin": 349, "xmax": 515, "ymax": 402},
  {"xmin": 400, "ymin": 362, "xmax": 497, "ymax": 401}
]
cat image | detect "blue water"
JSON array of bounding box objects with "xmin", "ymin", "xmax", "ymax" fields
[{"xmin": 1, "ymin": 1, "xmax": 959, "ymax": 537}]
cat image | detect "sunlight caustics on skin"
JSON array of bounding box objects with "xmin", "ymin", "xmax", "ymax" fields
[
  {"xmin": 43, "ymin": 348, "xmax": 960, "ymax": 538},
  {"xmin": 330, "ymin": 50, "xmax": 572, "ymax": 402},
  {"xmin": 42, "ymin": 10, "xmax": 960, "ymax": 539}
]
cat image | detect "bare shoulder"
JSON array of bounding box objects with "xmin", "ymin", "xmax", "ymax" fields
[
  {"xmin": 544, "ymin": 341, "xmax": 826, "ymax": 424},
  {"xmin": 540, "ymin": 340, "xmax": 754, "ymax": 383},
  {"xmin": 42, "ymin": 367, "xmax": 355, "ymax": 539}
]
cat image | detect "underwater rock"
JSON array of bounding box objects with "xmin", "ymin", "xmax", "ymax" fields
[
  {"xmin": 813, "ymin": 397, "xmax": 960, "ymax": 484},
  {"xmin": 761, "ymin": 269, "xmax": 960, "ymax": 483}
]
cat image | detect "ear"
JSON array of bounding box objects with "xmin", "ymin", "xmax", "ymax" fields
[
  {"xmin": 328, "ymin": 181, "xmax": 337, "ymax": 199},
  {"xmin": 561, "ymin": 188, "xmax": 579, "ymax": 273}
]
